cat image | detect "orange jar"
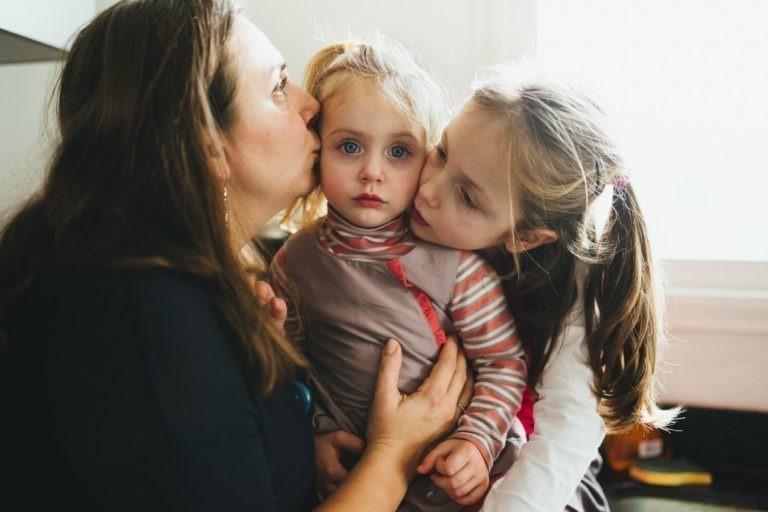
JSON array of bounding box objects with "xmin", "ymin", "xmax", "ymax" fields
[{"xmin": 603, "ymin": 424, "xmax": 665, "ymax": 472}]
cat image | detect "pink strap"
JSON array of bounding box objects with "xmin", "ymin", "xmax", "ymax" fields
[{"xmin": 387, "ymin": 259, "xmax": 447, "ymax": 347}]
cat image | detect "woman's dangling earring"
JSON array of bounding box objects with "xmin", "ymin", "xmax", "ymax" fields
[{"xmin": 223, "ymin": 183, "xmax": 230, "ymax": 227}]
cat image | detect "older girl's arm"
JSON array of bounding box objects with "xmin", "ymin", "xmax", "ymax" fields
[{"xmin": 481, "ymin": 312, "xmax": 605, "ymax": 512}]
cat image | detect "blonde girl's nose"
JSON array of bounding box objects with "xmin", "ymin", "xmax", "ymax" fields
[{"xmin": 359, "ymin": 156, "xmax": 384, "ymax": 183}]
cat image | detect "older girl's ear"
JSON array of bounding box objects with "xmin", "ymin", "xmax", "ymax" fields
[{"xmin": 504, "ymin": 229, "xmax": 558, "ymax": 254}]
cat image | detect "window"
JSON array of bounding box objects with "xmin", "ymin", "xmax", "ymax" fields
[{"xmin": 535, "ymin": 0, "xmax": 768, "ymax": 262}]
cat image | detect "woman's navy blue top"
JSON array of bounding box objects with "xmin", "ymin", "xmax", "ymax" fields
[{"xmin": 1, "ymin": 267, "xmax": 317, "ymax": 511}]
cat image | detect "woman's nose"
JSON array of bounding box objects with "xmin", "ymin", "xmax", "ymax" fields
[{"xmin": 293, "ymin": 82, "xmax": 320, "ymax": 126}]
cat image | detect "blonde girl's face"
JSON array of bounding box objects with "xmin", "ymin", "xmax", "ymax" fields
[
  {"xmin": 319, "ymin": 77, "xmax": 427, "ymax": 228},
  {"xmin": 410, "ymin": 103, "xmax": 517, "ymax": 250}
]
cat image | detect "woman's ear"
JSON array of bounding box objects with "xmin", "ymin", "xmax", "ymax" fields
[
  {"xmin": 204, "ymin": 129, "xmax": 229, "ymax": 181},
  {"xmin": 504, "ymin": 229, "xmax": 558, "ymax": 253}
]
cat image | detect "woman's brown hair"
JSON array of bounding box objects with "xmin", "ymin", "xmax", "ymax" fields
[
  {"xmin": 0, "ymin": 0, "xmax": 304, "ymax": 395},
  {"xmin": 472, "ymin": 68, "xmax": 678, "ymax": 432}
]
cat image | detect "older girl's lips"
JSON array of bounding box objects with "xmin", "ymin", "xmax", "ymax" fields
[{"xmin": 410, "ymin": 205, "xmax": 429, "ymax": 226}]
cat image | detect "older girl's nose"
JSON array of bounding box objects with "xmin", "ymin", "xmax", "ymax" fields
[{"xmin": 417, "ymin": 167, "xmax": 440, "ymax": 207}]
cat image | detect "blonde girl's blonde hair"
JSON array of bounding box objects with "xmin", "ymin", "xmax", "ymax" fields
[
  {"xmin": 471, "ymin": 66, "xmax": 678, "ymax": 433},
  {"xmin": 282, "ymin": 34, "xmax": 449, "ymax": 227}
]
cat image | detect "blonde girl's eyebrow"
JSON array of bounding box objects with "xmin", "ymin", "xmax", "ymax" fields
[{"xmin": 324, "ymin": 128, "xmax": 420, "ymax": 143}]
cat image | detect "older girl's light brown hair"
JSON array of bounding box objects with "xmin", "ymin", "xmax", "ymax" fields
[
  {"xmin": 0, "ymin": 0, "xmax": 304, "ymax": 395},
  {"xmin": 471, "ymin": 67, "xmax": 678, "ymax": 432}
]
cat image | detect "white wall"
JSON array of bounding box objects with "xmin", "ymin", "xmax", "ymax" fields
[
  {"xmin": 658, "ymin": 260, "xmax": 768, "ymax": 412},
  {"xmin": 245, "ymin": 0, "xmax": 535, "ymax": 106},
  {"xmin": 0, "ymin": 0, "xmax": 100, "ymax": 220},
  {"xmin": 0, "ymin": 61, "xmax": 58, "ymax": 220}
]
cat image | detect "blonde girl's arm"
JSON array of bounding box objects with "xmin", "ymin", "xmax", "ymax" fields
[
  {"xmin": 481, "ymin": 308, "xmax": 605, "ymax": 512},
  {"xmin": 316, "ymin": 337, "xmax": 468, "ymax": 512},
  {"xmin": 447, "ymin": 251, "xmax": 527, "ymax": 466}
]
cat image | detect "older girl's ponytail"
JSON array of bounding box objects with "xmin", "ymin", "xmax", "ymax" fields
[{"xmin": 585, "ymin": 183, "xmax": 675, "ymax": 432}]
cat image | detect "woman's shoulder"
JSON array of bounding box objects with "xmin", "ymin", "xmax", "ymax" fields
[{"xmin": 10, "ymin": 266, "xmax": 214, "ymax": 336}]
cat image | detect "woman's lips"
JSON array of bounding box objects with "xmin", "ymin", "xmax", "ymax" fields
[
  {"xmin": 410, "ymin": 205, "xmax": 429, "ymax": 226},
  {"xmin": 354, "ymin": 193, "xmax": 384, "ymax": 208}
]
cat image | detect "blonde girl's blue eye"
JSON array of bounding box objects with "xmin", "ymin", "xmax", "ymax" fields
[
  {"xmin": 340, "ymin": 141, "xmax": 360, "ymax": 154},
  {"xmin": 388, "ymin": 145, "xmax": 410, "ymax": 159}
]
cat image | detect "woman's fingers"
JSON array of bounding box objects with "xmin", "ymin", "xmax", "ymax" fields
[
  {"xmin": 419, "ymin": 336, "xmax": 459, "ymax": 393},
  {"xmin": 373, "ymin": 339, "xmax": 403, "ymax": 408}
]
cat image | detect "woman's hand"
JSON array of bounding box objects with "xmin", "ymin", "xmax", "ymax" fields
[
  {"xmin": 315, "ymin": 336, "xmax": 468, "ymax": 511},
  {"xmin": 365, "ymin": 336, "xmax": 468, "ymax": 478}
]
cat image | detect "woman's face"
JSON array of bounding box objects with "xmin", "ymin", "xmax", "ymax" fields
[
  {"xmin": 222, "ymin": 16, "xmax": 320, "ymax": 242},
  {"xmin": 409, "ymin": 103, "xmax": 517, "ymax": 251}
]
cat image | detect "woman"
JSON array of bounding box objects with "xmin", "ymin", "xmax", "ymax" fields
[{"xmin": 0, "ymin": 1, "xmax": 466, "ymax": 510}]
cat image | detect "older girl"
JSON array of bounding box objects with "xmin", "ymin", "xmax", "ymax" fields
[{"xmin": 409, "ymin": 67, "xmax": 678, "ymax": 511}]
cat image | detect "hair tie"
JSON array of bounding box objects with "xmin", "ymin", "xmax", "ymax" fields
[{"xmin": 612, "ymin": 174, "xmax": 630, "ymax": 189}]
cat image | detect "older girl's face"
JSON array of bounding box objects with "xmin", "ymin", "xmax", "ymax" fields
[
  {"xmin": 222, "ymin": 17, "xmax": 320, "ymax": 240},
  {"xmin": 409, "ymin": 104, "xmax": 515, "ymax": 250}
]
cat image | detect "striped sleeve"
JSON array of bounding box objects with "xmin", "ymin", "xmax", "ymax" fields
[
  {"xmin": 267, "ymin": 245, "xmax": 305, "ymax": 347},
  {"xmin": 448, "ymin": 251, "xmax": 527, "ymax": 468}
]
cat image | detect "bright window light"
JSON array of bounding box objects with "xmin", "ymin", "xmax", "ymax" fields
[{"xmin": 535, "ymin": 0, "xmax": 768, "ymax": 261}]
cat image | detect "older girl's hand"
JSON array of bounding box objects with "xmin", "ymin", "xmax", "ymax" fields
[{"xmin": 366, "ymin": 336, "xmax": 468, "ymax": 478}]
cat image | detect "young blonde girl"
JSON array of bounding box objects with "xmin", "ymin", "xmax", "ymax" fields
[
  {"xmin": 269, "ymin": 39, "xmax": 529, "ymax": 510},
  {"xmin": 409, "ymin": 66, "xmax": 679, "ymax": 511}
]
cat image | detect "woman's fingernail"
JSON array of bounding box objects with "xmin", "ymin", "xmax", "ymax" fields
[{"xmin": 385, "ymin": 339, "xmax": 397, "ymax": 353}]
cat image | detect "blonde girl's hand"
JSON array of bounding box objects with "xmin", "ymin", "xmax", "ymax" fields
[
  {"xmin": 365, "ymin": 336, "xmax": 468, "ymax": 477},
  {"xmin": 314, "ymin": 431, "xmax": 364, "ymax": 500},
  {"xmin": 250, "ymin": 279, "xmax": 287, "ymax": 333},
  {"xmin": 418, "ymin": 438, "xmax": 489, "ymax": 505}
]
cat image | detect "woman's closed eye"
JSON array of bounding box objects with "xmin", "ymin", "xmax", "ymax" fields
[{"xmin": 273, "ymin": 76, "xmax": 287, "ymax": 98}]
